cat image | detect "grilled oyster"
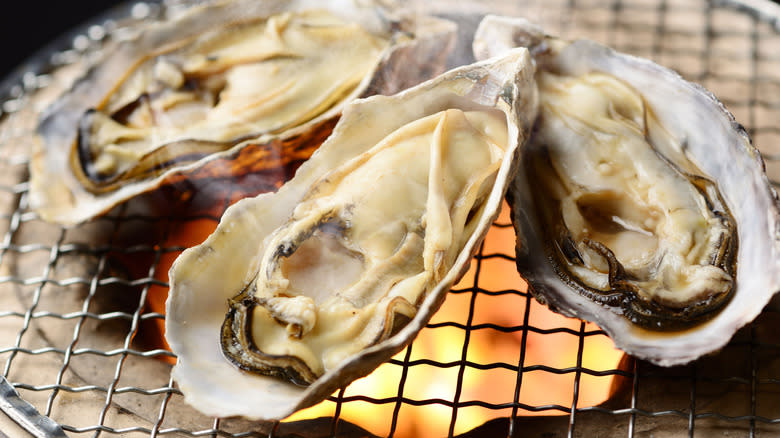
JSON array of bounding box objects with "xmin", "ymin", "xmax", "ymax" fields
[
  {"xmin": 29, "ymin": 0, "xmax": 456, "ymax": 224},
  {"xmin": 165, "ymin": 48, "xmax": 538, "ymax": 419},
  {"xmin": 474, "ymin": 16, "xmax": 780, "ymax": 365}
]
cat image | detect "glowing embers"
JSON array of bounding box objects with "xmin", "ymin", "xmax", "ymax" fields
[
  {"xmin": 281, "ymin": 204, "xmax": 625, "ymax": 437},
  {"xmin": 139, "ymin": 201, "xmax": 624, "ymax": 437}
]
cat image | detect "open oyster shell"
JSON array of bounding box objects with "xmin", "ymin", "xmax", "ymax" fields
[
  {"xmin": 29, "ymin": 0, "xmax": 456, "ymax": 225},
  {"xmin": 474, "ymin": 16, "xmax": 780, "ymax": 366},
  {"xmin": 165, "ymin": 48, "xmax": 538, "ymax": 419}
]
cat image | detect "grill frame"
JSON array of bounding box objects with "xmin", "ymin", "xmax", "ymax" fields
[{"xmin": 0, "ymin": 0, "xmax": 778, "ymax": 437}]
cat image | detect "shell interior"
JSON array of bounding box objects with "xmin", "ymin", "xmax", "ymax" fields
[
  {"xmin": 165, "ymin": 47, "xmax": 538, "ymax": 419},
  {"xmin": 474, "ymin": 15, "xmax": 780, "ymax": 366},
  {"xmin": 29, "ymin": 0, "xmax": 457, "ymax": 224}
]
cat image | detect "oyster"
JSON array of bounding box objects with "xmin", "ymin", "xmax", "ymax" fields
[
  {"xmin": 165, "ymin": 48, "xmax": 538, "ymax": 419},
  {"xmin": 29, "ymin": 0, "xmax": 456, "ymax": 224},
  {"xmin": 474, "ymin": 16, "xmax": 780, "ymax": 365}
]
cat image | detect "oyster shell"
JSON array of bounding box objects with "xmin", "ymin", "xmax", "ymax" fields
[
  {"xmin": 474, "ymin": 16, "xmax": 780, "ymax": 365},
  {"xmin": 165, "ymin": 48, "xmax": 538, "ymax": 419},
  {"xmin": 29, "ymin": 0, "xmax": 456, "ymax": 225}
]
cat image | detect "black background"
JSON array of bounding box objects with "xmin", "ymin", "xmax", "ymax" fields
[
  {"xmin": 1, "ymin": 1, "xmax": 780, "ymax": 81},
  {"xmin": 1, "ymin": 1, "xmax": 127, "ymax": 80}
]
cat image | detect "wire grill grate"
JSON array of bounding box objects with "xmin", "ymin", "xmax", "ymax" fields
[{"xmin": 0, "ymin": 0, "xmax": 778, "ymax": 437}]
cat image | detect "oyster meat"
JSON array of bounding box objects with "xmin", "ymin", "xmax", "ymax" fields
[
  {"xmin": 165, "ymin": 48, "xmax": 538, "ymax": 419},
  {"xmin": 29, "ymin": 0, "xmax": 456, "ymax": 224},
  {"xmin": 474, "ymin": 16, "xmax": 780, "ymax": 365}
]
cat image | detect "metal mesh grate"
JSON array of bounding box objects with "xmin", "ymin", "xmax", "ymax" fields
[{"xmin": 0, "ymin": 0, "xmax": 778, "ymax": 436}]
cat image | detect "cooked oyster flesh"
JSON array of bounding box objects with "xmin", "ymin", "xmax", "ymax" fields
[
  {"xmin": 222, "ymin": 108, "xmax": 508, "ymax": 384},
  {"xmin": 79, "ymin": 9, "xmax": 389, "ymax": 188},
  {"xmin": 528, "ymin": 71, "xmax": 736, "ymax": 328}
]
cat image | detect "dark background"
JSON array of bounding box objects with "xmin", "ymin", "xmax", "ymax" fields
[
  {"xmin": 0, "ymin": 1, "xmax": 127, "ymax": 81},
  {"xmin": 1, "ymin": 1, "xmax": 780, "ymax": 81}
]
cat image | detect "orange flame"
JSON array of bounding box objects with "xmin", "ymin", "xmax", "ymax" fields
[{"xmin": 140, "ymin": 201, "xmax": 624, "ymax": 437}]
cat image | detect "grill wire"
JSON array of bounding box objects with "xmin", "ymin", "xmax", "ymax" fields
[{"xmin": 0, "ymin": 0, "xmax": 778, "ymax": 436}]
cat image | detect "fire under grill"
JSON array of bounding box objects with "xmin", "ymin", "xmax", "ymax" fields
[{"xmin": 0, "ymin": 0, "xmax": 778, "ymax": 436}]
